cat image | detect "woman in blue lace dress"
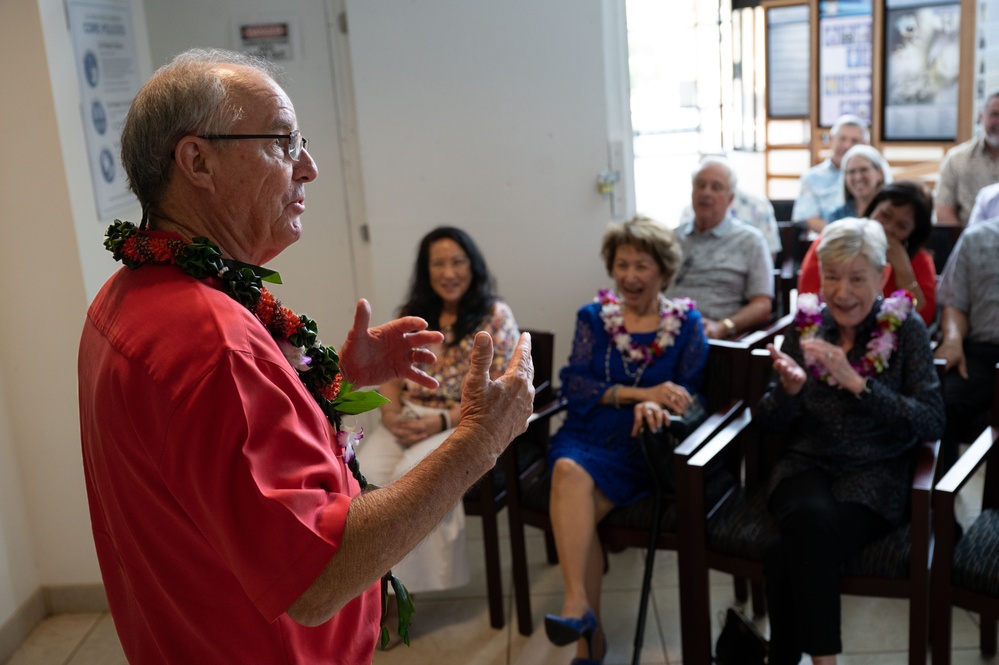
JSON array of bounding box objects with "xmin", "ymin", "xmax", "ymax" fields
[
  {"xmin": 544, "ymin": 216, "xmax": 709, "ymax": 664},
  {"xmin": 759, "ymin": 217, "xmax": 944, "ymax": 665}
]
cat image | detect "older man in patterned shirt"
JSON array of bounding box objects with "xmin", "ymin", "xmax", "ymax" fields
[
  {"xmin": 666, "ymin": 156, "xmax": 773, "ymax": 340},
  {"xmin": 934, "ymin": 215, "xmax": 999, "ymax": 469},
  {"xmin": 935, "ymin": 91, "xmax": 999, "ymax": 227}
]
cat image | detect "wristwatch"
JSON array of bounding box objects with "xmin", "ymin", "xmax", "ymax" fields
[{"xmin": 722, "ymin": 318, "xmax": 736, "ymax": 337}]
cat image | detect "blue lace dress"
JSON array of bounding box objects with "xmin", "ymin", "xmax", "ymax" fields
[{"xmin": 548, "ymin": 301, "xmax": 709, "ymax": 506}]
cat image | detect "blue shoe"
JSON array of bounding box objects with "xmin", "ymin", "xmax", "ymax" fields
[
  {"xmin": 570, "ymin": 634, "xmax": 607, "ymax": 664},
  {"xmin": 544, "ymin": 608, "xmax": 598, "ymax": 647}
]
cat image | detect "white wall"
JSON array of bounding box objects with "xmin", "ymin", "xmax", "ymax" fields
[
  {"xmin": 347, "ymin": 0, "xmax": 630, "ymax": 369},
  {"xmin": 142, "ymin": 0, "xmax": 367, "ymax": 346},
  {"xmin": 0, "ymin": 0, "xmax": 128, "ymax": 626},
  {"xmin": 0, "ymin": 0, "xmax": 629, "ymax": 635}
]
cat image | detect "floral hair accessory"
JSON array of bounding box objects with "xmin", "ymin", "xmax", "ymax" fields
[{"xmin": 795, "ymin": 289, "xmax": 913, "ymax": 386}]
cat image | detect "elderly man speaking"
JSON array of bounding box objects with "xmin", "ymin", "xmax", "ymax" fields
[{"xmin": 77, "ymin": 48, "xmax": 535, "ymax": 664}]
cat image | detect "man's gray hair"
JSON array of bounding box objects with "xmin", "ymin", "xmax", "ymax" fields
[
  {"xmin": 120, "ymin": 48, "xmax": 284, "ymax": 210},
  {"xmin": 692, "ymin": 155, "xmax": 737, "ymax": 193},
  {"xmin": 830, "ymin": 113, "xmax": 870, "ymax": 143}
]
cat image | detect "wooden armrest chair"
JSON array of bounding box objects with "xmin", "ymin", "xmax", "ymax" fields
[
  {"xmin": 931, "ymin": 363, "xmax": 999, "ymax": 664},
  {"xmin": 678, "ymin": 350, "xmax": 942, "ymax": 665},
  {"xmin": 506, "ymin": 318, "xmax": 792, "ymax": 664},
  {"xmin": 461, "ymin": 327, "xmax": 560, "ymax": 629}
]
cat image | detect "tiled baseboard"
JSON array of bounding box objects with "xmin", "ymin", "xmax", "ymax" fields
[
  {"xmin": 0, "ymin": 589, "xmax": 45, "ymax": 664},
  {"xmin": 0, "ymin": 585, "xmax": 107, "ymax": 662},
  {"xmin": 43, "ymin": 584, "xmax": 109, "ymax": 614}
]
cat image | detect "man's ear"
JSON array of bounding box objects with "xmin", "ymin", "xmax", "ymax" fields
[{"xmin": 172, "ymin": 136, "xmax": 216, "ymax": 192}]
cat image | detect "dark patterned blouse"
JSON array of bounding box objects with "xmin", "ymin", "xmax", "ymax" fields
[{"xmin": 756, "ymin": 299, "xmax": 944, "ymax": 525}]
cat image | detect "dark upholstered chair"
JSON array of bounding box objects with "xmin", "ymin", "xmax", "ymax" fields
[
  {"xmin": 931, "ymin": 364, "xmax": 999, "ymax": 664},
  {"xmin": 461, "ymin": 327, "xmax": 560, "ymax": 629},
  {"xmin": 506, "ymin": 316, "xmax": 792, "ymax": 664},
  {"xmin": 679, "ymin": 350, "xmax": 943, "ymax": 665},
  {"xmin": 926, "ymin": 223, "xmax": 963, "ymax": 275}
]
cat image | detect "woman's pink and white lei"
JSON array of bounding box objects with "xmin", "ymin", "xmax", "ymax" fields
[
  {"xmin": 597, "ymin": 289, "xmax": 694, "ymax": 365},
  {"xmin": 794, "ymin": 290, "xmax": 913, "ymax": 385}
]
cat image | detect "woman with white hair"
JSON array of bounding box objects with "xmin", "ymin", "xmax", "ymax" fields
[
  {"xmin": 828, "ymin": 144, "xmax": 893, "ymax": 223},
  {"xmin": 760, "ymin": 217, "xmax": 943, "ymax": 664}
]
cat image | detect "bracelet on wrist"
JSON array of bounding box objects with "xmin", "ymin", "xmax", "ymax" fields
[
  {"xmin": 609, "ymin": 384, "xmax": 620, "ymax": 409},
  {"xmin": 439, "ymin": 413, "xmax": 448, "ymax": 431}
]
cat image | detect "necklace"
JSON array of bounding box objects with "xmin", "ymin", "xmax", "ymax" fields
[
  {"xmin": 597, "ymin": 289, "xmax": 693, "ymax": 384},
  {"xmin": 104, "ymin": 220, "xmax": 386, "ymax": 483},
  {"xmin": 795, "ymin": 290, "xmax": 913, "ymax": 385}
]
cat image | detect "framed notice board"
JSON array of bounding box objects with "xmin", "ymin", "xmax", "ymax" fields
[
  {"xmin": 766, "ymin": 3, "xmax": 811, "ymax": 118},
  {"xmin": 881, "ymin": 0, "xmax": 961, "ymax": 141},
  {"xmin": 819, "ymin": 0, "xmax": 873, "ymax": 127}
]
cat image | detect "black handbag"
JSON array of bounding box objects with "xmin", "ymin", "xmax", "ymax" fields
[{"xmin": 714, "ymin": 607, "xmax": 769, "ymax": 665}]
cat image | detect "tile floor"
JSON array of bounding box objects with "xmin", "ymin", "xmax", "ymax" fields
[{"xmin": 5, "ymin": 471, "xmax": 998, "ymax": 665}]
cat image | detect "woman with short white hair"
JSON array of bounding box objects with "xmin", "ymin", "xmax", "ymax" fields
[
  {"xmin": 760, "ymin": 217, "xmax": 943, "ymax": 664},
  {"xmin": 828, "ymin": 144, "xmax": 893, "ymax": 223}
]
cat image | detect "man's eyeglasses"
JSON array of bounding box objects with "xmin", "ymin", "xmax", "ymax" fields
[{"xmin": 198, "ymin": 130, "xmax": 308, "ymax": 161}]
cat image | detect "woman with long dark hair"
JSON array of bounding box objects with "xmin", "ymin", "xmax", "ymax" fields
[{"xmin": 356, "ymin": 226, "xmax": 519, "ymax": 637}]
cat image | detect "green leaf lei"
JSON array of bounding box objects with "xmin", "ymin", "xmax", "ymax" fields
[{"xmin": 104, "ymin": 220, "xmax": 414, "ymax": 648}]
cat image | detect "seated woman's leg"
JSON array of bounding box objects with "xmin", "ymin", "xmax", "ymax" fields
[
  {"xmin": 766, "ymin": 468, "xmax": 887, "ymax": 663},
  {"xmin": 549, "ymin": 457, "xmax": 614, "ymax": 658}
]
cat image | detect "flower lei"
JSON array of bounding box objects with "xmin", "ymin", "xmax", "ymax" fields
[
  {"xmin": 794, "ymin": 290, "xmax": 913, "ymax": 385},
  {"xmin": 597, "ymin": 288, "xmax": 693, "ymax": 365},
  {"xmin": 104, "ymin": 220, "xmax": 414, "ymax": 648}
]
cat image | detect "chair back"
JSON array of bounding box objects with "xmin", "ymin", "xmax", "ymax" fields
[{"xmin": 524, "ymin": 328, "xmax": 555, "ymax": 408}]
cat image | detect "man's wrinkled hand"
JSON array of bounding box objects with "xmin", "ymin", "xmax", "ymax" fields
[
  {"xmin": 338, "ymin": 299, "xmax": 444, "ymax": 388},
  {"xmin": 458, "ymin": 332, "xmax": 535, "ymax": 457}
]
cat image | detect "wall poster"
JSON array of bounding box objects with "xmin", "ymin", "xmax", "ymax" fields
[
  {"xmin": 767, "ymin": 4, "xmax": 811, "ymax": 118},
  {"xmin": 67, "ymin": 0, "xmax": 141, "ymax": 218},
  {"xmin": 882, "ymin": 0, "xmax": 961, "ymax": 141},
  {"xmin": 819, "ymin": 1, "xmax": 872, "ymax": 127}
]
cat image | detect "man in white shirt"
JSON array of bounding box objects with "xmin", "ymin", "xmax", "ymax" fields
[{"xmin": 791, "ymin": 114, "xmax": 869, "ymax": 233}]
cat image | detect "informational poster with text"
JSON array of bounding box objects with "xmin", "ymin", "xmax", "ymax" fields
[{"xmin": 68, "ymin": 0, "xmax": 141, "ymax": 218}]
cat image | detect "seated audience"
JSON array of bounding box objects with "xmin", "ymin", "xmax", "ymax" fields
[
  {"xmin": 934, "ymin": 91, "xmax": 999, "ymax": 226},
  {"xmin": 968, "ymin": 181, "xmax": 999, "ymax": 226},
  {"xmin": 827, "ymin": 144, "xmax": 892, "ymax": 223},
  {"xmin": 798, "ymin": 181, "xmax": 936, "ymax": 325},
  {"xmin": 679, "ymin": 157, "xmax": 781, "ymax": 259},
  {"xmin": 666, "ymin": 156, "xmax": 773, "ymax": 339},
  {"xmin": 762, "ymin": 217, "xmax": 944, "ymax": 665},
  {"xmin": 934, "ymin": 214, "xmax": 999, "ymax": 470},
  {"xmin": 356, "ymin": 226, "xmax": 519, "ymax": 637},
  {"xmin": 544, "ymin": 216, "xmax": 709, "ymax": 665},
  {"xmin": 792, "ymin": 114, "xmax": 869, "ymax": 233}
]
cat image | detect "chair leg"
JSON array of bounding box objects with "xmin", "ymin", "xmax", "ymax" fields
[
  {"xmin": 544, "ymin": 529, "xmax": 559, "ymax": 564},
  {"xmin": 750, "ymin": 580, "xmax": 767, "ymax": 617},
  {"xmin": 508, "ymin": 511, "xmax": 535, "ymax": 636},
  {"xmin": 733, "ymin": 576, "xmax": 747, "ymax": 603},
  {"xmin": 479, "ymin": 509, "xmax": 505, "ymax": 630},
  {"xmin": 930, "ymin": 602, "xmax": 952, "ymax": 665},
  {"xmin": 982, "ymin": 614, "xmax": 998, "ymax": 656},
  {"xmin": 908, "ymin": 584, "xmax": 928, "ymax": 665}
]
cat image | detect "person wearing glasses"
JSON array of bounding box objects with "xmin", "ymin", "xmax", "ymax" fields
[{"xmin": 78, "ymin": 48, "xmax": 535, "ymax": 664}]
